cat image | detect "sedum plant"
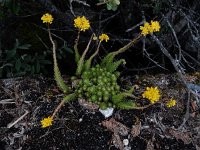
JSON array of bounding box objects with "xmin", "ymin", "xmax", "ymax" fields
[
  {"xmin": 40, "ymin": 13, "xmax": 164, "ymax": 128},
  {"xmin": 75, "ymin": 64, "xmax": 129, "ymax": 109}
]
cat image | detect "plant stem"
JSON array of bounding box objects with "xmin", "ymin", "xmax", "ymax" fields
[
  {"xmin": 123, "ymin": 93, "xmax": 157, "ymax": 110},
  {"xmin": 48, "ymin": 26, "xmax": 57, "ymax": 66},
  {"xmin": 51, "ymin": 100, "xmax": 65, "ymax": 119},
  {"xmin": 133, "ymin": 103, "xmax": 155, "ymax": 110},
  {"xmin": 89, "ymin": 41, "xmax": 101, "ymax": 62},
  {"xmin": 113, "ymin": 34, "xmax": 142, "ymax": 56},
  {"xmin": 74, "ymin": 30, "xmax": 81, "ymax": 63},
  {"xmin": 84, "ymin": 41, "xmax": 101, "ymax": 70},
  {"xmin": 48, "ymin": 25, "xmax": 69, "ymax": 93},
  {"xmin": 76, "ymin": 33, "xmax": 94, "ymax": 75},
  {"xmin": 51, "ymin": 93, "xmax": 77, "ymax": 119}
]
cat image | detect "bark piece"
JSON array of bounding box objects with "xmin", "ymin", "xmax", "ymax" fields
[
  {"xmin": 112, "ymin": 132, "xmax": 124, "ymax": 150},
  {"xmin": 102, "ymin": 118, "xmax": 129, "ymax": 136},
  {"xmin": 131, "ymin": 121, "xmax": 141, "ymax": 138},
  {"xmin": 168, "ymin": 129, "xmax": 191, "ymax": 144}
]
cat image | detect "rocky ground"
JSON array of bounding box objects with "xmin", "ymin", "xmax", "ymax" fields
[{"xmin": 0, "ymin": 73, "xmax": 200, "ymax": 150}]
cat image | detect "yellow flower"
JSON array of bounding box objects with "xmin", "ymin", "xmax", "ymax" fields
[
  {"xmin": 142, "ymin": 87, "xmax": 161, "ymax": 104},
  {"xmin": 74, "ymin": 16, "xmax": 90, "ymax": 31},
  {"xmin": 166, "ymin": 99, "xmax": 176, "ymax": 108},
  {"xmin": 140, "ymin": 22, "xmax": 151, "ymax": 36},
  {"xmin": 140, "ymin": 20, "xmax": 160, "ymax": 36},
  {"xmin": 41, "ymin": 116, "xmax": 53, "ymax": 128},
  {"xmin": 41, "ymin": 13, "xmax": 54, "ymax": 24},
  {"xmin": 151, "ymin": 21, "xmax": 160, "ymax": 32},
  {"xmin": 99, "ymin": 34, "xmax": 109, "ymax": 42}
]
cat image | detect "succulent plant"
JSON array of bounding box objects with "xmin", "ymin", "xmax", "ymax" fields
[
  {"xmin": 47, "ymin": 16, "xmax": 141, "ymax": 111},
  {"xmin": 74, "ymin": 65, "xmax": 120, "ymax": 109}
]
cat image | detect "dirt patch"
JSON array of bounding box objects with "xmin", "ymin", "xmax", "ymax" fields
[{"xmin": 0, "ymin": 74, "xmax": 199, "ymax": 149}]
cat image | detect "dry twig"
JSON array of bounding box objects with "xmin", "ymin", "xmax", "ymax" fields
[{"xmin": 7, "ymin": 110, "xmax": 29, "ymax": 128}]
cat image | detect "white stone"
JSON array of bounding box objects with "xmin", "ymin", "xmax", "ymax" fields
[
  {"xmin": 123, "ymin": 139, "xmax": 129, "ymax": 146},
  {"xmin": 79, "ymin": 118, "xmax": 83, "ymax": 122},
  {"xmin": 99, "ymin": 107, "xmax": 114, "ymax": 118}
]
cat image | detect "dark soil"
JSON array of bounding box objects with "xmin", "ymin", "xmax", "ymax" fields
[{"xmin": 0, "ymin": 74, "xmax": 200, "ymax": 150}]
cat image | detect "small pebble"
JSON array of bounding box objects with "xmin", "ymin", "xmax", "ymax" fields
[
  {"xmin": 123, "ymin": 139, "xmax": 129, "ymax": 146},
  {"xmin": 150, "ymin": 118, "xmax": 154, "ymax": 122},
  {"xmin": 79, "ymin": 118, "xmax": 83, "ymax": 122}
]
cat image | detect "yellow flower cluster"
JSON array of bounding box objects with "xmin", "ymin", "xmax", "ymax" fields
[
  {"xmin": 99, "ymin": 34, "xmax": 109, "ymax": 42},
  {"xmin": 41, "ymin": 116, "xmax": 53, "ymax": 128},
  {"xmin": 74, "ymin": 16, "xmax": 90, "ymax": 31},
  {"xmin": 142, "ymin": 87, "xmax": 161, "ymax": 104},
  {"xmin": 41, "ymin": 13, "xmax": 54, "ymax": 24},
  {"xmin": 166, "ymin": 99, "xmax": 176, "ymax": 108},
  {"xmin": 140, "ymin": 21, "xmax": 160, "ymax": 36}
]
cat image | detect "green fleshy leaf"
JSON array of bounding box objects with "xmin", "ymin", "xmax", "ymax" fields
[{"xmin": 116, "ymin": 101, "xmax": 136, "ymax": 109}]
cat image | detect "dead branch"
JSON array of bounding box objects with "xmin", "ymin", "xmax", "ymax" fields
[
  {"xmin": 178, "ymin": 92, "xmax": 191, "ymax": 130},
  {"xmin": 7, "ymin": 110, "xmax": 29, "ymax": 128}
]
